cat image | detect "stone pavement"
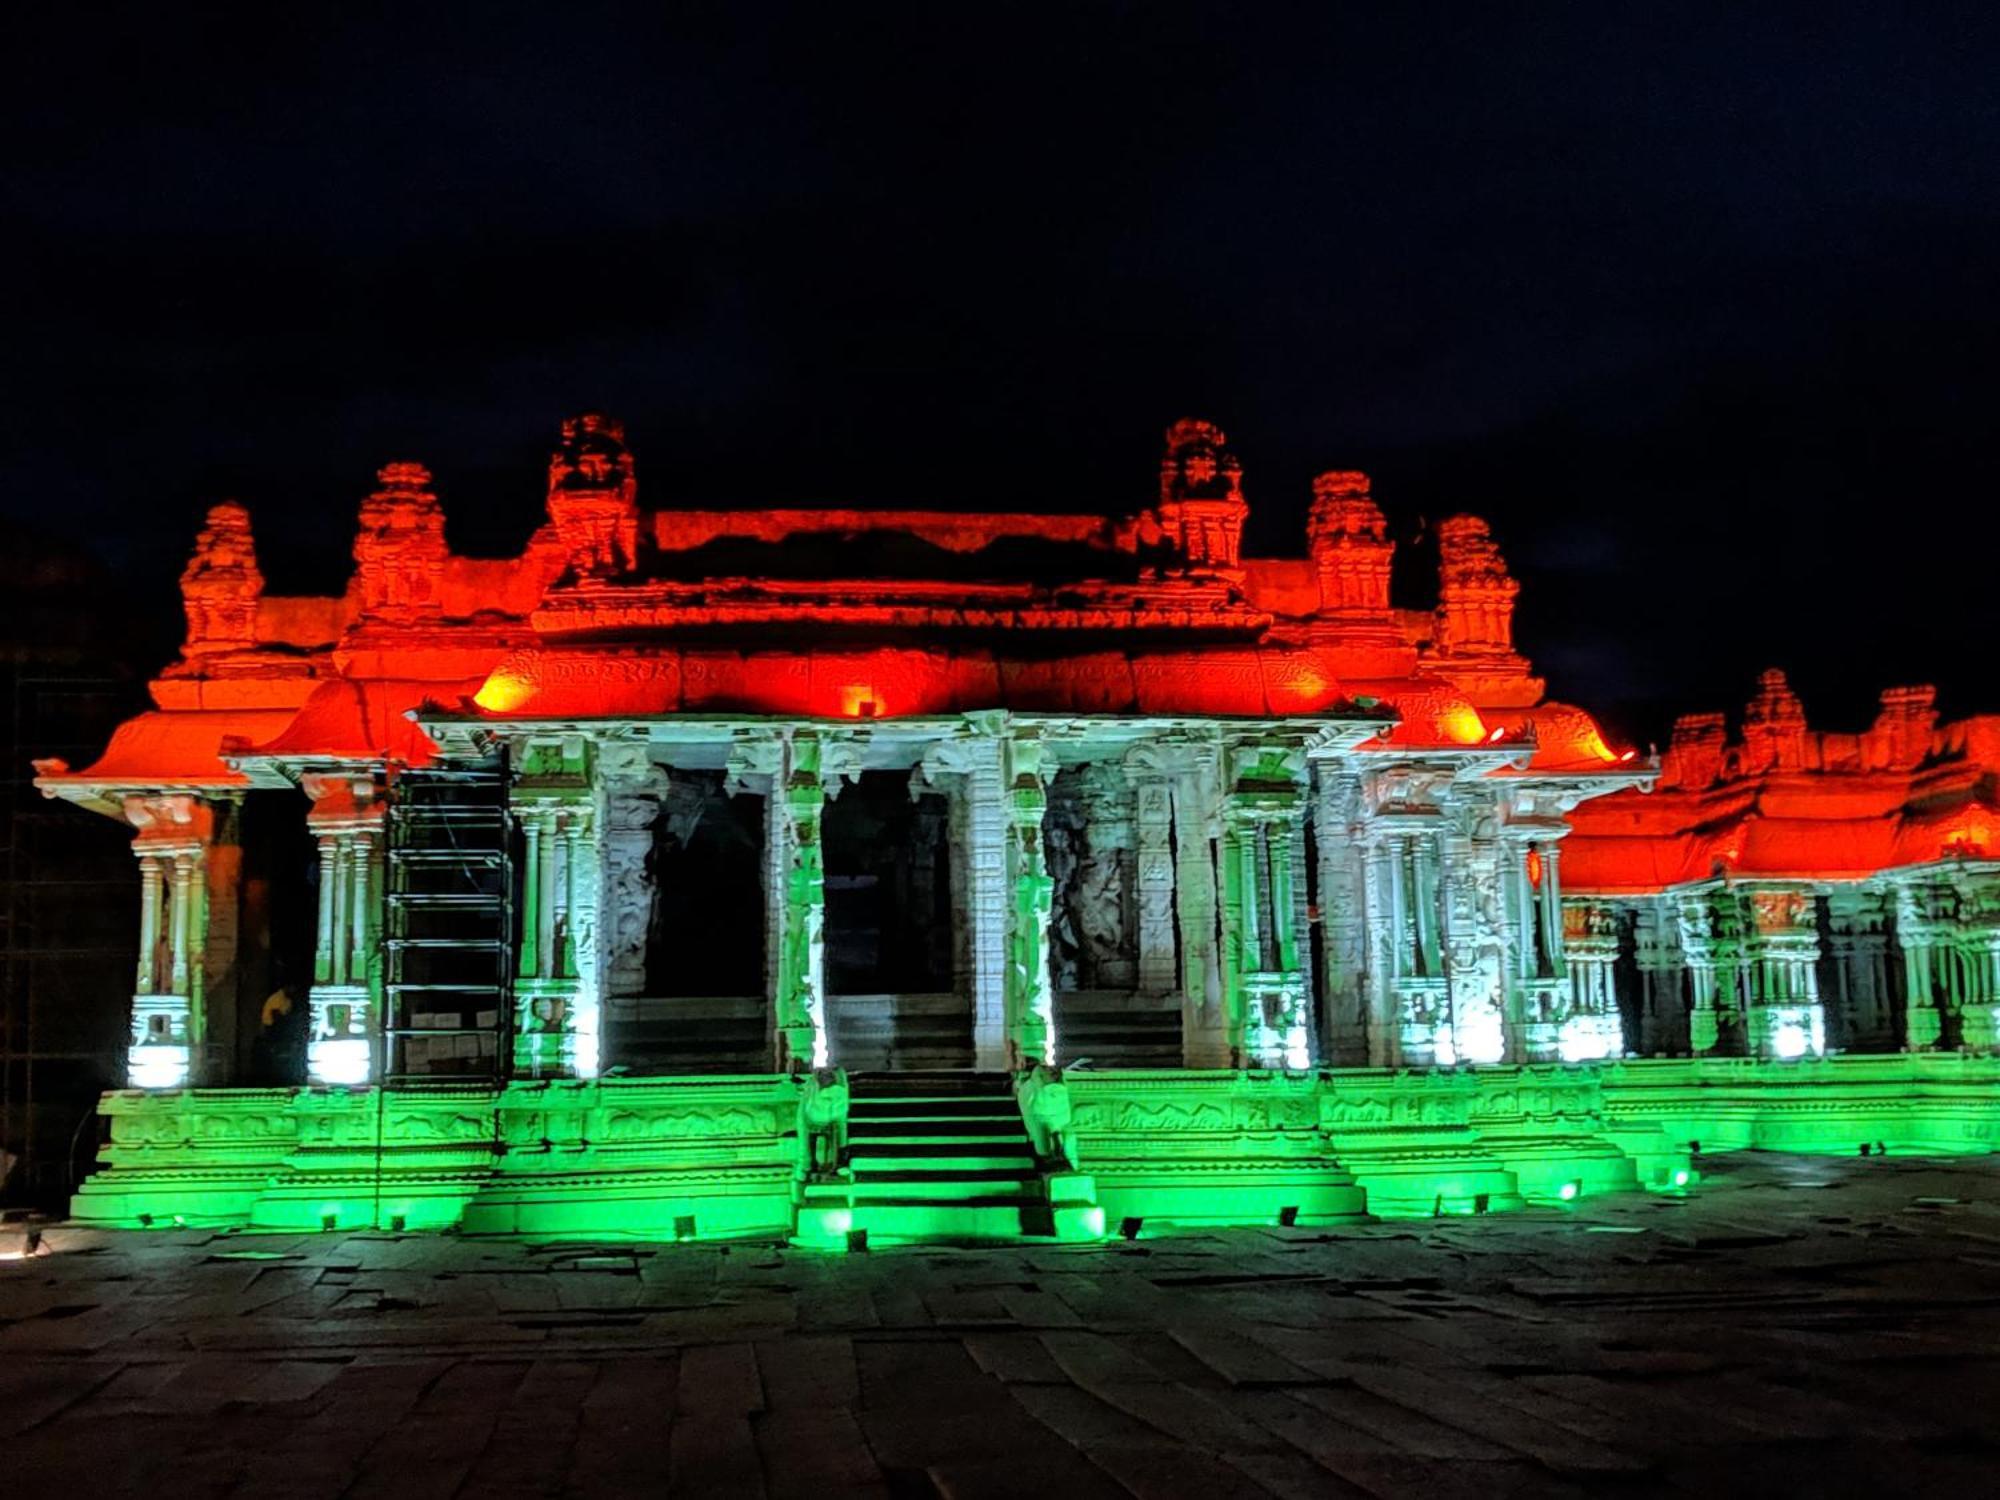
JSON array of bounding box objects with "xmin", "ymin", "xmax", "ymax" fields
[{"xmin": 3, "ymin": 1154, "xmax": 1999, "ymax": 1499}]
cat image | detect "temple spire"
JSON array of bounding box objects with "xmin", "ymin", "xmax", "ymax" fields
[
  {"xmin": 179, "ymin": 501, "xmax": 264, "ymax": 655},
  {"xmin": 1153, "ymin": 418, "xmax": 1247, "ymax": 571},
  {"xmin": 353, "ymin": 461, "xmax": 448, "ymax": 621},
  {"xmin": 546, "ymin": 412, "xmax": 639, "ymax": 580}
]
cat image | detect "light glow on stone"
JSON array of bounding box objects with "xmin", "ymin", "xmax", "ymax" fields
[
  {"xmin": 1558, "ymin": 1180, "xmax": 1580, "ymax": 1201},
  {"xmin": 1772, "ymin": 1022, "xmax": 1811, "ymax": 1060},
  {"xmin": 308, "ymin": 1037, "xmax": 371, "ymax": 1087},
  {"xmin": 129, "ymin": 1044, "xmax": 189, "ymax": 1091},
  {"xmin": 1456, "ymin": 1006, "xmax": 1506, "ymax": 1065}
]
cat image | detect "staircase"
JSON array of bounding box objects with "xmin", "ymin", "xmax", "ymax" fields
[
  {"xmin": 798, "ymin": 1071, "xmax": 1102, "ymax": 1245},
  {"xmin": 1056, "ymin": 991, "xmax": 1184, "ymax": 1069}
]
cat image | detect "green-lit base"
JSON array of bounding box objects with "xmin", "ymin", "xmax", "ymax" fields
[{"xmin": 70, "ymin": 1056, "xmax": 2000, "ymax": 1239}]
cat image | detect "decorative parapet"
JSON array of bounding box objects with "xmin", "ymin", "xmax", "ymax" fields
[
  {"xmin": 73, "ymin": 1076, "xmax": 801, "ymax": 1238},
  {"xmin": 1067, "ymin": 1069, "xmax": 1365, "ymax": 1226}
]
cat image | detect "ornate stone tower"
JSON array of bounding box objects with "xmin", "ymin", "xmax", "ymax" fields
[
  {"xmin": 179, "ymin": 502, "xmax": 264, "ymax": 655},
  {"xmin": 546, "ymin": 412, "xmax": 639, "ymax": 581},
  {"xmin": 1306, "ymin": 470, "xmax": 1394, "ymax": 619},
  {"xmin": 1434, "ymin": 514, "xmax": 1520, "ymax": 658},
  {"xmin": 353, "ymin": 461, "xmax": 448, "ymax": 621},
  {"xmin": 1154, "ymin": 418, "xmax": 1247, "ymax": 571}
]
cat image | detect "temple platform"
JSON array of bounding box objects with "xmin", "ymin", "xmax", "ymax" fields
[{"xmin": 65, "ymin": 1056, "xmax": 2000, "ymax": 1241}]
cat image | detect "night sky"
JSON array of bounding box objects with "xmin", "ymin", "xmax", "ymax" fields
[{"xmin": 6, "ymin": 5, "xmax": 1997, "ymax": 746}]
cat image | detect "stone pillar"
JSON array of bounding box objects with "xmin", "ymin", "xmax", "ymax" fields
[
  {"xmin": 1742, "ymin": 886, "xmax": 1825, "ymax": 1059},
  {"xmin": 1558, "ymin": 897, "xmax": 1625, "ymax": 1061},
  {"xmin": 1945, "ymin": 869, "xmax": 2000, "ymax": 1053},
  {"xmin": 1313, "ymin": 769, "xmax": 1370, "ymax": 1066},
  {"xmin": 770, "ymin": 731, "xmax": 831, "ymax": 1071},
  {"xmin": 1439, "ymin": 805, "xmax": 1507, "ymax": 1065},
  {"xmin": 599, "ymin": 745, "xmax": 668, "ymax": 1002},
  {"xmin": 121, "ymin": 793, "xmax": 239, "ymax": 1089},
  {"xmin": 1892, "ymin": 879, "xmax": 1945, "ymax": 1050},
  {"xmin": 510, "ymin": 736, "xmax": 602, "ymax": 1078},
  {"xmin": 1129, "ymin": 764, "xmax": 1178, "ymax": 996},
  {"xmin": 301, "ymin": 772, "xmax": 385, "ymax": 1087},
  {"xmin": 1674, "ymin": 888, "xmax": 1744, "ymax": 1056},
  {"xmin": 1172, "ymin": 743, "xmax": 1227, "ymax": 1066},
  {"xmin": 1219, "ymin": 739, "xmax": 1309, "ymax": 1068},
  {"xmin": 1001, "ymin": 729, "xmax": 1057, "ymax": 1066},
  {"xmin": 921, "ymin": 724, "xmax": 1010, "ymax": 1070}
]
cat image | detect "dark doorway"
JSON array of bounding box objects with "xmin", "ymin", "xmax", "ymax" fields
[
  {"xmin": 822, "ymin": 770, "xmax": 965, "ymax": 1069},
  {"xmin": 823, "ymin": 771, "xmax": 953, "ymax": 995},
  {"xmin": 646, "ymin": 771, "xmax": 766, "ymax": 999},
  {"xmin": 238, "ymin": 789, "xmax": 315, "ymax": 1086}
]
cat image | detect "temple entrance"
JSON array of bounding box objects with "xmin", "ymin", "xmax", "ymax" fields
[
  {"xmin": 238, "ymin": 789, "xmax": 315, "ymax": 1085},
  {"xmin": 606, "ymin": 771, "xmax": 767, "ymax": 1072},
  {"xmin": 1047, "ymin": 764, "xmax": 1182, "ymax": 1067},
  {"xmin": 822, "ymin": 770, "xmax": 968, "ymax": 1068}
]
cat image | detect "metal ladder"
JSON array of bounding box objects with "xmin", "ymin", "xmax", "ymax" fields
[{"xmin": 383, "ymin": 756, "xmax": 513, "ymax": 1083}]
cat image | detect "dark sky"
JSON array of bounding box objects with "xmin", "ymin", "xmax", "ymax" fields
[{"xmin": 5, "ymin": 4, "xmax": 1997, "ymax": 745}]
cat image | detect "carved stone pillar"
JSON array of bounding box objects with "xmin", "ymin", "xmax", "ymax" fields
[
  {"xmin": 920, "ymin": 724, "xmax": 1009, "ymax": 1069},
  {"xmin": 1948, "ymin": 869, "xmax": 2000, "ymax": 1053},
  {"xmin": 1313, "ymin": 769, "xmax": 1370, "ymax": 1066},
  {"xmin": 1129, "ymin": 764, "xmax": 1178, "ymax": 996},
  {"xmin": 302, "ymin": 772, "xmax": 385, "ymax": 1087},
  {"xmin": 1742, "ymin": 885, "xmax": 1825, "ymax": 1059},
  {"xmin": 1674, "ymin": 888, "xmax": 1744, "ymax": 1056},
  {"xmin": 1219, "ymin": 738, "xmax": 1309, "ymax": 1068},
  {"xmin": 122, "ymin": 793, "xmax": 240, "ymax": 1089},
  {"xmin": 599, "ymin": 744, "xmax": 668, "ymax": 1003},
  {"xmin": 1439, "ymin": 803, "xmax": 1507, "ymax": 1065},
  {"xmin": 769, "ymin": 731, "xmax": 833, "ymax": 1071},
  {"xmin": 510, "ymin": 736, "xmax": 602, "ymax": 1078},
  {"xmin": 1002, "ymin": 729, "xmax": 1056, "ymax": 1066},
  {"xmin": 1169, "ymin": 740, "xmax": 1226, "ymax": 1066},
  {"xmin": 1892, "ymin": 879, "xmax": 1946, "ymax": 1050},
  {"xmin": 1558, "ymin": 897, "xmax": 1625, "ymax": 1061}
]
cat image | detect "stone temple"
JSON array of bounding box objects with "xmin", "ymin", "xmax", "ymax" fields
[{"xmin": 32, "ymin": 416, "xmax": 2000, "ymax": 1242}]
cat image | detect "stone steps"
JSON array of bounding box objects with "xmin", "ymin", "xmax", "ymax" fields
[
  {"xmin": 1057, "ymin": 993, "xmax": 1185, "ymax": 1068},
  {"xmin": 799, "ymin": 1071, "xmax": 1101, "ymax": 1245}
]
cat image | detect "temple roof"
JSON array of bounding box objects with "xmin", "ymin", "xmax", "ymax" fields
[
  {"xmin": 1564, "ymin": 675, "xmax": 2000, "ymax": 893},
  {"xmin": 38, "ymin": 413, "xmax": 1650, "ymax": 815}
]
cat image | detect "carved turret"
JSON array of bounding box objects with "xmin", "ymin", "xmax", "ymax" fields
[
  {"xmin": 1867, "ymin": 685, "xmax": 1937, "ymax": 771},
  {"xmin": 546, "ymin": 413, "xmax": 639, "ymax": 580},
  {"xmin": 353, "ymin": 461, "xmax": 448, "ymax": 621},
  {"xmin": 1154, "ymin": 418, "xmax": 1247, "ymax": 571},
  {"xmin": 1306, "ymin": 470, "xmax": 1393, "ymax": 617},
  {"xmin": 1434, "ymin": 514, "xmax": 1519, "ymax": 657},
  {"xmin": 1662, "ymin": 712, "xmax": 1728, "ymax": 788},
  {"xmin": 1741, "ymin": 668, "xmax": 1809, "ymax": 774},
  {"xmin": 179, "ymin": 502, "xmax": 264, "ymax": 655}
]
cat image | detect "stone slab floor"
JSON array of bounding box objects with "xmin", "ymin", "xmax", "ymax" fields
[{"xmin": 4, "ymin": 1155, "xmax": 2000, "ymax": 1499}]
